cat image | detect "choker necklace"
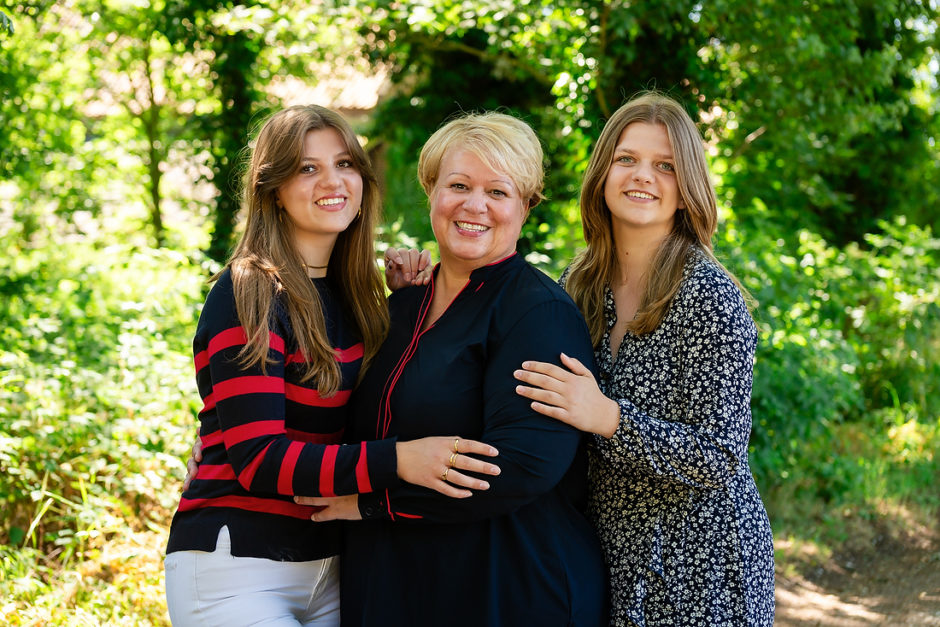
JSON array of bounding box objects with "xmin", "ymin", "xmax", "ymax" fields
[{"xmin": 302, "ymin": 263, "xmax": 329, "ymax": 270}]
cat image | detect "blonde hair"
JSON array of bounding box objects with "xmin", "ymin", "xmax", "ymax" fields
[
  {"xmin": 226, "ymin": 105, "xmax": 389, "ymax": 395},
  {"xmin": 566, "ymin": 91, "xmax": 747, "ymax": 342},
  {"xmin": 418, "ymin": 111, "xmax": 545, "ymax": 210}
]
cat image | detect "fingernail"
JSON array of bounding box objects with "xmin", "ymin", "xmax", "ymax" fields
[{"xmin": 480, "ymin": 482, "xmax": 490, "ymax": 489}]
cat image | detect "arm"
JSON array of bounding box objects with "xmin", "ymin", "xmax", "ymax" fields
[
  {"xmin": 355, "ymin": 300, "xmax": 595, "ymax": 524},
  {"xmin": 518, "ymin": 275, "xmax": 756, "ymax": 490},
  {"xmin": 195, "ymin": 281, "xmax": 497, "ymax": 500}
]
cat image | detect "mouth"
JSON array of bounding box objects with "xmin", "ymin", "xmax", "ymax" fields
[
  {"xmin": 316, "ymin": 196, "xmax": 346, "ymax": 209},
  {"xmin": 455, "ymin": 221, "xmax": 489, "ymax": 233},
  {"xmin": 625, "ymin": 190, "xmax": 657, "ymax": 200}
]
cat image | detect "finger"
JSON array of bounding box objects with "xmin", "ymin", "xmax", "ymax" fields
[
  {"xmin": 384, "ymin": 247, "xmax": 404, "ymax": 267},
  {"xmin": 529, "ymin": 400, "xmax": 571, "ymax": 421},
  {"xmin": 447, "ymin": 438, "xmax": 498, "ymax": 458},
  {"xmin": 441, "ymin": 469, "xmax": 489, "ymax": 492},
  {"xmin": 311, "ymin": 506, "xmax": 340, "ymax": 522},
  {"xmin": 418, "ymin": 249, "xmax": 432, "ymax": 271},
  {"xmin": 513, "ymin": 369, "xmax": 565, "ymax": 393},
  {"xmin": 519, "ymin": 359, "xmax": 569, "ymax": 380},
  {"xmin": 559, "ymin": 353, "xmax": 592, "ymax": 376},
  {"xmin": 192, "ymin": 440, "xmax": 203, "ymax": 462},
  {"xmin": 294, "ymin": 496, "xmax": 331, "ymax": 507},
  {"xmin": 453, "ymin": 454, "xmax": 501, "ymax": 477},
  {"xmin": 402, "ymin": 249, "xmax": 423, "ymax": 275},
  {"xmin": 515, "ymin": 384, "xmax": 566, "ymax": 409}
]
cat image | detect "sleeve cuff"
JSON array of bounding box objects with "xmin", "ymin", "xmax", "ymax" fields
[
  {"xmin": 358, "ymin": 491, "xmax": 390, "ymax": 520},
  {"xmin": 364, "ymin": 436, "xmax": 401, "ymax": 492}
]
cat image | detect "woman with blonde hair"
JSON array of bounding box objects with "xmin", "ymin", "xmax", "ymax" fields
[
  {"xmin": 164, "ymin": 105, "xmax": 498, "ymax": 626},
  {"xmin": 515, "ymin": 92, "xmax": 775, "ymax": 626},
  {"xmin": 299, "ymin": 111, "xmax": 608, "ymax": 626}
]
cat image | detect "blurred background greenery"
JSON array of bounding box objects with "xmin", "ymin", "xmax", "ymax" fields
[{"xmin": 1, "ymin": 1, "xmax": 938, "ymax": 624}]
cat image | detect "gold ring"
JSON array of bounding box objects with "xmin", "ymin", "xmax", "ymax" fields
[
  {"xmin": 453, "ymin": 438, "xmax": 460, "ymax": 453},
  {"xmin": 441, "ymin": 467, "xmax": 449, "ymax": 482},
  {"xmin": 449, "ymin": 452, "xmax": 458, "ymax": 467}
]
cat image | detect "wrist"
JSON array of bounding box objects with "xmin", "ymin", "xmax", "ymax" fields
[{"xmin": 596, "ymin": 397, "xmax": 620, "ymax": 439}]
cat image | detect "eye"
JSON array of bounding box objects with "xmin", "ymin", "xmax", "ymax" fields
[
  {"xmin": 616, "ymin": 155, "xmax": 636, "ymax": 165},
  {"xmin": 300, "ymin": 164, "xmax": 317, "ymax": 174},
  {"xmin": 657, "ymin": 162, "xmax": 675, "ymax": 172},
  {"xmin": 489, "ymin": 189, "xmax": 507, "ymax": 197},
  {"xmin": 449, "ymin": 183, "xmax": 468, "ymax": 191},
  {"xmin": 337, "ymin": 159, "xmax": 355, "ymax": 169}
]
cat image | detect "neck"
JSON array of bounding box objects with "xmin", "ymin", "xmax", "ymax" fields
[
  {"xmin": 611, "ymin": 224, "xmax": 669, "ymax": 285},
  {"xmin": 294, "ymin": 234, "xmax": 336, "ymax": 279}
]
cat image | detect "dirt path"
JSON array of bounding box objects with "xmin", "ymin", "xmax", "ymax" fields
[{"xmin": 774, "ymin": 526, "xmax": 940, "ymax": 626}]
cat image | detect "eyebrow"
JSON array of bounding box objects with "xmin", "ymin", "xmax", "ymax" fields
[
  {"xmin": 614, "ymin": 148, "xmax": 675, "ymax": 160},
  {"xmin": 300, "ymin": 152, "xmax": 352, "ymax": 161},
  {"xmin": 444, "ymin": 171, "xmax": 514, "ymax": 186}
]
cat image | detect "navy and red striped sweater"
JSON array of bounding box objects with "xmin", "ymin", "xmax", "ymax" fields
[{"xmin": 166, "ymin": 269, "xmax": 399, "ymax": 561}]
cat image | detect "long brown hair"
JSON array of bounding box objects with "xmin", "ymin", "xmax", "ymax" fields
[
  {"xmin": 566, "ymin": 91, "xmax": 747, "ymax": 343},
  {"xmin": 226, "ymin": 104, "xmax": 388, "ymax": 395}
]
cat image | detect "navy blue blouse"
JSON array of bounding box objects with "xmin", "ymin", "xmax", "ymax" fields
[{"xmin": 341, "ymin": 253, "xmax": 608, "ymax": 627}]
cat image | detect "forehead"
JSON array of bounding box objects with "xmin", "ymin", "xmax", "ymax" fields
[
  {"xmin": 301, "ymin": 127, "xmax": 348, "ymax": 156},
  {"xmin": 440, "ymin": 148, "xmax": 515, "ymax": 185},
  {"xmin": 615, "ymin": 122, "xmax": 673, "ymax": 155}
]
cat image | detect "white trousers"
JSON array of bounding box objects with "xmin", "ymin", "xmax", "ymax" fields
[{"xmin": 164, "ymin": 526, "xmax": 340, "ymax": 626}]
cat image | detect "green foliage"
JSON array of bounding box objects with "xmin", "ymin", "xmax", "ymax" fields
[
  {"xmin": 0, "ymin": 233, "xmax": 204, "ymax": 563},
  {"xmin": 718, "ymin": 216, "xmax": 940, "ymax": 508}
]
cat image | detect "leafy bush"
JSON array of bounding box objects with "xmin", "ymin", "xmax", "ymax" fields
[
  {"xmin": 720, "ymin": 216, "xmax": 940, "ymax": 515},
  {"xmin": 0, "ymin": 236, "xmax": 206, "ymax": 565}
]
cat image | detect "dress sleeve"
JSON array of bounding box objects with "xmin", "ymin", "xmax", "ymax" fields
[
  {"xmin": 197, "ymin": 280, "xmax": 399, "ymax": 498},
  {"xmin": 593, "ymin": 272, "xmax": 757, "ymax": 490},
  {"xmin": 359, "ymin": 300, "xmax": 593, "ymax": 523}
]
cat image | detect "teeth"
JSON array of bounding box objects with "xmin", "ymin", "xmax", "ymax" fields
[
  {"xmin": 317, "ymin": 197, "xmax": 344, "ymax": 206},
  {"xmin": 456, "ymin": 221, "xmax": 488, "ymax": 232},
  {"xmin": 627, "ymin": 191, "xmax": 655, "ymax": 200}
]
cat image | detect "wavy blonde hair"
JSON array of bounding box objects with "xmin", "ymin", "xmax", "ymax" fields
[
  {"xmin": 566, "ymin": 91, "xmax": 747, "ymax": 342},
  {"xmin": 225, "ymin": 105, "xmax": 388, "ymax": 395}
]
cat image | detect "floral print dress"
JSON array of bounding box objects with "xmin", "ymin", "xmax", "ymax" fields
[{"xmin": 583, "ymin": 251, "xmax": 775, "ymax": 626}]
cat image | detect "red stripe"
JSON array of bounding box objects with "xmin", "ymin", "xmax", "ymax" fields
[
  {"xmin": 237, "ymin": 442, "xmax": 273, "ymax": 489},
  {"xmin": 214, "ymin": 375, "xmax": 283, "ymax": 403},
  {"xmin": 355, "ymin": 441, "xmax": 372, "ymax": 493},
  {"xmin": 199, "ymin": 392, "xmax": 216, "ymax": 414},
  {"xmin": 177, "ymin": 494, "xmax": 314, "ymax": 520},
  {"xmin": 334, "ymin": 343, "xmax": 364, "ymax": 363},
  {"xmin": 207, "ymin": 327, "xmax": 285, "ymax": 357},
  {"xmin": 201, "ymin": 430, "xmax": 223, "ymax": 448},
  {"xmin": 278, "ymin": 441, "xmax": 303, "ymax": 495},
  {"xmin": 285, "ymin": 427, "xmax": 344, "ymax": 444},
  {"xmin": 393, "ymin": 511, "xmax": 423, "ymax": 519},
  {"xmin": 207, "ymin": 326, "xmax": 248, "ymax": 357},
  {"xmin": 285, "ymin": 342, "xmax": 364, "ymax": 365},
  {"xmin": 285, "ymin": 384, "xmax": 351, "ymax": 407},
  {"xmin": 194, "ymin": 350, "xmax": 209, "ymax": 373},
  {"xmin": 285, "ymin": 350, "xmax": 306, "ymax": 365},
  {"xmin": 319, "ymin": 444, "xmax": 339, "ymax": 497},
  {"xmin": 223, "ymin": 420, "xmax": 286, "ymax": 447},
  {"xmin": 196, "ymin": 464, "xmax": 236, "ymax": 481}
]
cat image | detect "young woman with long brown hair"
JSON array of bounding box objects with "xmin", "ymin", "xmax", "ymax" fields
[
  {"xmin": 515, "ymin": 92, "xmax": 775, "ymax": 626},
  {"xmin": 164, "ymin": 105, "xmax": 498, "ymax": 626}
]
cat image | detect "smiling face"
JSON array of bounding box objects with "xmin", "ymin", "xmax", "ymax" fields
[
  {"xmin": 603, "ymin": 122, "xmax": 685, "ymax": 237},
  {"xmin": 277, "ymin": 127, "xmax": 363, "ymax": 255},
  {"xmin": 430, "ymin": 148, "xmax": 527, "ymax": 277}
]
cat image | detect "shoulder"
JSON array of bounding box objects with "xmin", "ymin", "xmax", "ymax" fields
[
  {"xmin": 504, "ymin": 260, "xmax": 580, "ymax": 312},
  {"xmin": 677, "ymin": 252, "xmax": 755, "ymax": 335}
]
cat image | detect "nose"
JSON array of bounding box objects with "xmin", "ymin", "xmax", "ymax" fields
[
  {"xmin": 319, "ymin": 167, "xmax": 341, "ymax": 190},
  {"xmin": 462, "ymin": 189, "xmax": 487, "ymax": 213},
  {"xmin": 632, "ymin": 162, "xmax": 654, "ymax": 183}
]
